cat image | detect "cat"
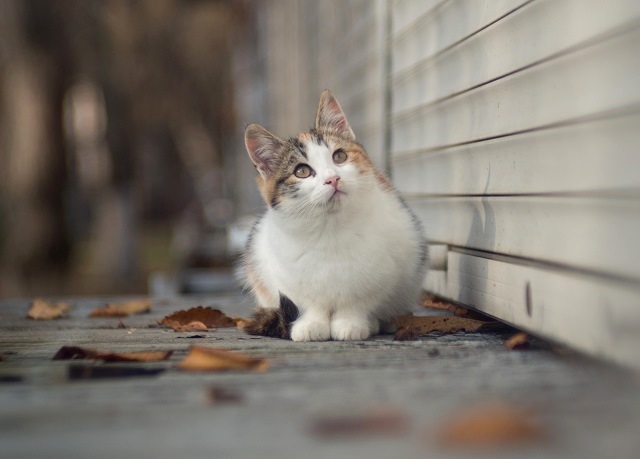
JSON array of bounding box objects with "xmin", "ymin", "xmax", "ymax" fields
[{"xmin": 240, "ymin": 90, "xmax": 427, "ymax": 341}]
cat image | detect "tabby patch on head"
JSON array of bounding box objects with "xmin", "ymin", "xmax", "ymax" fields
[{"xmin": 244, "ymin": 91, "xmax": 378, "ymax": 216}]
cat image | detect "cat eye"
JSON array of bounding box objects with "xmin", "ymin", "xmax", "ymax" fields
[
  {"xmin": 333, "ymin": 149, "xmax": 347, "ymax": 164},
  {"xmin": 294, "ymin": 164, "xmax": 313, "ymax": 178}
]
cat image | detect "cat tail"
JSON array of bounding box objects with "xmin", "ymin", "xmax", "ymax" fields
[{"xmin": 244, "ymin": 293, "xmax": 299, "ymax": 339}]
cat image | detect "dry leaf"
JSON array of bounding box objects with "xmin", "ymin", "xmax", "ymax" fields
[
  {"xmin": 89, "ymin": 299, "xmax": 152, "ymax": 317},
  {"xmin": 53, "ymin": 346, "xmax": 173, "ymax": 362},
  {"xmin": 165, "ymin": 320, "xmax": 209, "ymax": 332},
  {"xmin": 161, "ymin": 307, "xmax": 236, "ymax": 329},
  {"xmin": 436, "ymin": 402, "xmax": 544, "ymax": 449},
  {"xmin": 310, "ymin": 407, "xmax": 409, "ymax": 438},
  {"xmin": 421, "ymin": 294, "xmax": 488, "ymax": 320},
  {"xmin": 505, "ymin": 332, "xmax": 530, "ymax": 350},
  {"xmin": 393, "ymin": 326, "xmax": 420, "ymax": 341},
  {"xmin": 393, "ymin": 315, "xmax": 501, "ymax": 337},
  {"xmin": 27, "ymin": 298, "xmax": 71, "ymax": 320},
  {"xmin": 232, "ymin": 317, "xmax": 253, "ymax": 330},
  {"xmin": 0, "ymin": 353, "xmax": 5, "ymax": 362},
  {"xmin": 179, "ymin": 346, "xmax": 269, "ymax": 372}
]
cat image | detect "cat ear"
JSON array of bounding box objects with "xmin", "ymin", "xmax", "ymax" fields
[
  {"xmin": 315, "ymin": 90, "xmax": 355, "ymax": 141},
  {"xmin": 245, "ymin": 124, "xmax": 285, "ymax": 179}
]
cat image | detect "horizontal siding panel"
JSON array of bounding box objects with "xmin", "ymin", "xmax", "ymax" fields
[
  {"xmin": 441, "ymin": 252, "xmax": 640, "ymax": 369},
  {"xmin": 393, "ymin": 112, "xmax": 640, "ymax": 195},
  {"xmin": 392, "ymin": 0, "xmax": 529, "ymax": 75},
  {"xmin": 391, "ymin": 0, "xmax": 445, "ymax": 36},
  {"xmin": 392, "ymin": 0, "xmax": 640, "ymax": 115},
  {"xmin": 409, "ymin": 196, "xmax": 640, "ymax": 280},
  {"xmin": 390, "ymin": 25, "xmax": 640, "ymax": 155}
]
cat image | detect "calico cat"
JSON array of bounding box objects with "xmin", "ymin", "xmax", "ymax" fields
[{"xmin": 241, "ymin": 90, "xmax": 427, "ymax": 341}]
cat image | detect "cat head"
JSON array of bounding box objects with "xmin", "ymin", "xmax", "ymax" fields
[{"xmin": 244, "ymin": 90, "xmax": 376, "ymax": 217}]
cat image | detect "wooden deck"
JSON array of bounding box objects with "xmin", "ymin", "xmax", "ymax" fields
[{"xmin": 1, "ymin": 292, "xmax": 638, "ymax": 459}]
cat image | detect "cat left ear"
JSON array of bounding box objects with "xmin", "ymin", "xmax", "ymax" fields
[
  {"xmin": 245, "ymin": 124, "xmax": 285, "ymax": 179},
  {"xmin": 315, "ymin": 90, "xmax": 355, "ymax": 141}
]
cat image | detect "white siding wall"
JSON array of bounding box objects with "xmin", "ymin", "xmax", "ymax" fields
[
  {"xmin": 389, "ymin": 0, "xmax": 640, "ymax": 369},
  {"xmin": 234, "ymin": 0, "xmax": 640, "ymax": 368}
]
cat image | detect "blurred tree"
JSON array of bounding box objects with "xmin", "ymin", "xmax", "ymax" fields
[{"xmin": 0, "ymin": 0, "xmax": 245, "ymax": 297}]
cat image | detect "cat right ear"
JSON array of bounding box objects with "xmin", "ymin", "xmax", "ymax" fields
[{"xmin": 245, "ymin": 124, "xmax": 284, "ymax": 179}]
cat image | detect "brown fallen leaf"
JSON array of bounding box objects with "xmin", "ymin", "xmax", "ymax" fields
[
  {"xmin": 161, "ymin": 306, "xmax": 236, "ymax": 329},
  {"xmin": 393, "ymin": 326, "xmax": 420, "ymax": 341},
  {"xmin": 505, "ymin": 332, "xmax": 530, "ymax": 350},
  {"xmin": 310, "ymin": 406, "xmax": 409, "ymax": 438},
  {"xmin": 393, "ymin": 315, "xmax": 501, "ymax": 337},
  {"xmin": 421, "ymin": 293, "xmax": 488, "ymax": 320},
  {"xmin": 27, "ymin": 298, "xmax": 71, "ymax": 320},
  {"xmin": 436, "ymin": 402, "xmax": 545, "ymax": 449},
  {"xmin": 165, "ymin": 320, "xmax": 209, "ymax": 333},
  {"xmin": 0, "ymin": 353, "xmax": 5, "ymax": 362},
  {"xmin": 232, "ymin": 317, "xmax": 253, "ymax": 330},
  {"xmin": 179, "ymin": 345, "xmax": 269, "ymax": 372},
  {"xmin": 53, "ymin": 345, "xmax": 173, "ymax": 362},
  {"xmin": 89, "ymin": 299, "xmax": 152, "ymax": 317}
]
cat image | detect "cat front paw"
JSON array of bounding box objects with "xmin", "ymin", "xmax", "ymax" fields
[
  {"xmin": 290, "ymin": 320, "xmax": 331, "ymax": 342},
  {"xmin": 330, "ymin": 319, "xmax": 371, "ymax": 341}
]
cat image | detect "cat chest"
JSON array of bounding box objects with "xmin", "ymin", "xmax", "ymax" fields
[{"xmin": 264, "ymin": 231, "xmax": 401, "ymax": 294}]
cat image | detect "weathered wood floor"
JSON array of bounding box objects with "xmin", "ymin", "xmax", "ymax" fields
[{"xmin": 1, "ymin": 293, "xmax": 638, "ymax": 459}]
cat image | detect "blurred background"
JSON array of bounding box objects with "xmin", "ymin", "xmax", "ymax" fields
[
  {"xmin": 0, "ymin": 0, "xmax": 246, "ymax": 297},
  {"xmin": 0, "ymin": 0, "xmax": 387, "ymax": 299}
]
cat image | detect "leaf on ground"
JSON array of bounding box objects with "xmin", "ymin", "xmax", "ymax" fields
[
  {"xmin": 232, "ymin": 317, "xmax": 253, "ymax": 330},
  {"xmin": 421, "ymin": 293, "xmax": 488, "ymax": 320},
  {"xmin": 53, "ymin": 345, "xmax": 173, "ymax": 362},
  {"xmin": 393, "ymin": 326, "xmax": 420, "ymax": 341},
  {"xmin": 89, "ymin": 299, "xmax": 152, "ymax": 317},
  {"xmin": 0, "ymin": 353, "xmax": 5, "ymax": 362},
  {"xmin": 27, "ymin": 298, "xmax": 71, "ymax": 320},
  {"xmin": 164, "ymin": 320, "xmax": 209, "ymax": 332},
  {"xmin": 68, "ymin": 365, "xmax": 165, "ymax": 380},
  {"xmin": 505, "ymin": 332, "xmax": 530, "ymax": 350},
  {"xmin": 436, "ymin": 402, "xmax": 545, "ymax": 449},
  {"xmin": 160, "ymin": 307, "xmax": 236, "ymax": 330},
  {"xmin": 179, "ymin": 345, "xmax": 269, "ymax": 372},
  {"xmin": 309, "ymin": 406, "xmax": 409, "ymax": 438},
  {"xmin": 393, "ymin": 315, "xmax": 501, "ymax": 338}
]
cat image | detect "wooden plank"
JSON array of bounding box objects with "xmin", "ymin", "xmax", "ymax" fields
[
  {"xmin": 391, "ymin": 0, "xmax": 529, "ymax": 74},
  {"xmin": 408, "ymin": 196, "xmax": 640, "ymax": 280},
  {"xmin": 437, "ymin": 251, "xmax": 640, "ymax": 369},
  {"xmin": 392, "ymin": 0, "xmax": 640, "ymax": 115},
  {"xmin": 393, "ymin": 112, "xmax": 640, "ymax": 195},
  {"xmin": 390, "ymin": 26, "xmax": 640, "ymax": 154}
]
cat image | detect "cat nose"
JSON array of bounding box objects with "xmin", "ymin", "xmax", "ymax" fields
[{"xmin": 324, "ymin": 176, "xmax": 340, "ymax": 189}]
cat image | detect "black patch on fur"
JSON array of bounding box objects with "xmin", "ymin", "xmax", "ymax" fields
[
  {"xmin": 289, "ymin": 137, "xmax": 307, "ymax": 159},
  {"xmin": 244, "ymin": 293, "xmax": 299, "ymax": 339},
  {"xmin": 308, "ymin": 128, "xmax": 326, "ymax": 146}
]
